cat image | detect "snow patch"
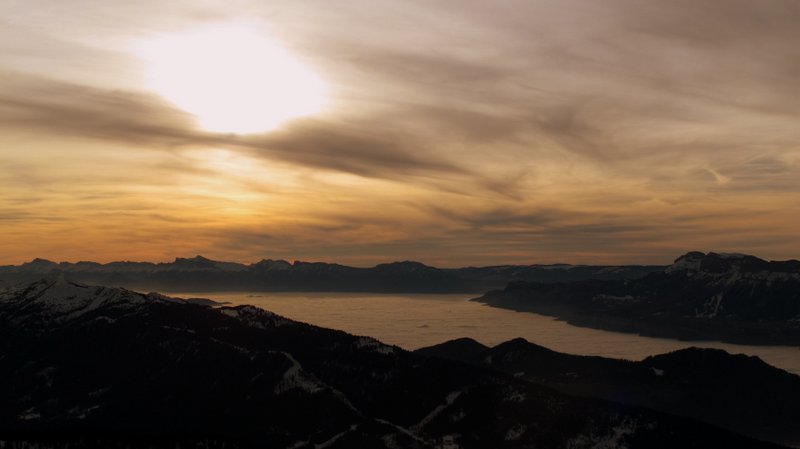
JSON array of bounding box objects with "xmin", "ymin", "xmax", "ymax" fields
[
  {"xmin": 696, "ymin": 293, "xmax": 724, "ymax": 318},
  {"xmin": 381, "ymin": 434, "xmax": 403, "ymax": 449},
  {"xmin": 219, "ymin": 306, "xmax": 290, "ymax": 328},
  {"xmin": 718, "ymin": 253, "xmax": 748, "ymax": 259},
  {"xmin": 273, "ymin": 352, "xmax": 325, "ymax": 395},
  {"xmin": 666, "ymin": 255, "xmax": 703, "ymax": 273},
  {"xmin": 567, "ymin": 416, "xmax": 638, "ymax": 449},
  {"xmin": 450, "ymin": 410, "xmax": 466, "ymax": 423},
  {"xmin": 504, "ymin": 387, "xmax": 527, "ymax": 403},
  {"xmin": 354, "ymin": 337, "xmax": 395, "ymax": 355},
  {"xmin": 68, "ymin": 405, "xmax": 100, "ymax": 420},
  {"xmin": 411, "ymin": 391, "xmax": 462, "ymax": 433},
  {"xmin": 36, "ymin": 366, "xmax": 55, "ymax": 388},
  {"xmin": 315, "ymin": 424, "xmax": 358, "ymax": 449},
  {"xmin": 18, "ymin": 408, "xmax": 40, "ymax": 420},
  {"xmin": 435, "ymin": 435, "xmax": 461, "ymax": 449},
  {"xmin": 505, "ymin": 425, "xmax": 527, "ymax": 441},
  {"xmin": 374, "ymin": 419, "xmax": 427, "ymax": 444},
  {"xmin": 593, "ymin": 294, "xmax": 636, "ymax": 303}
]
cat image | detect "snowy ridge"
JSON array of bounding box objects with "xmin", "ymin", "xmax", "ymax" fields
[
  {"xmin": 665, "ymin": 252, "xmax": 705, "ymax": 273},
  {"xmin": 354, "ymin": 336, "xmax": 395, "ymax": 355},
  {"xmin": 666, "ymin": 252, "xmax": 800, "ymax": 280},
  {"xmin": 0, "ymin": 279, "xmax": 302, "ymax": 332},
  {"xmin": 219, "ymin": 305, "xmax": 292, "ymax": 328},
  {"xmin": 273, "ymin": 351, "xmax": 326, "ymax": 395},
  {"xmin": 690, "ymin": 270, "xmax": 800, "ymax": 285},
  {"xmin": 0, "ymin": 278, "xmax": 181, "ymax": 322},
  {"xmin": 410, "ymin": 391, "xmax": 462, "ymax": 433}
]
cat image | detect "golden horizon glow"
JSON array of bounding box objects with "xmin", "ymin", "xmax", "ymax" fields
[{"xmin": 135, "ymin": 23, "xmax": 327, "ymax": 134}]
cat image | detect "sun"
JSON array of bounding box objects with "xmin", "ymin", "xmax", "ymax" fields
[{"xmin": 136, "ymin": 23, "xmax": 327, "ymax": 134}]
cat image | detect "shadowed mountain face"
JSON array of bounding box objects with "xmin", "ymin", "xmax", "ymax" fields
[
  {"xmin": 474, "ymin": 252, "xmax": 800, "ymax": 345},
  {"xmin": 0, "ymin": 279, "xmax": 787, "ymax": 449},
  {"xmin": 416, "ymin": 338, "xmax": 800, "ymax": 447},
  {"xmin": 0, "ymin": 256, "xmax": 663, "ymax": 293}
]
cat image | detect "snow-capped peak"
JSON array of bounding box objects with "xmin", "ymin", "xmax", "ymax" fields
[
  {"xmin": 0, "ymin": 277, "xmax": 179, "ymax": 322},
  {"xmin": 665, "ymin": 251, "xmax": 705, "ymax": 273}
]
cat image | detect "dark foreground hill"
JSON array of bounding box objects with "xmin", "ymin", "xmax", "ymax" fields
[
  {"xmin": 0, "ymin": 279, "xmax": 786, "ymax": 448},
  {"xmin": 474, "ymin": 252, "xmax": 800, "ymax": 345},
  {"xmin": 417, "ymin": 337, "xmax": 800, "ymax": 447},
  {"xmin": 0, "ymin": 256, "xmax": 663, "ymax": 293}
]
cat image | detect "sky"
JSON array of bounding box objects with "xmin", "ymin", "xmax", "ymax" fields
[{"xmin": 1, "ymin": 0, "xmax": 799, "ymax": 266}]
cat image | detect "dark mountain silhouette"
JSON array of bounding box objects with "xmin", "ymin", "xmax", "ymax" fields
[
  {"xmin": 474, "ymin": 252, "xmax": 800, "ymax": 345},
  {"xmin": 0, "ymin": 256, "xmax": 663, "ymax": 293},
  {"xmin": 417, "ymin": 337, "xmax": 800, "ymax": 447},
  {"xmin": 0, "ymin": 278, "xmax": 786, "ymax": 448}
]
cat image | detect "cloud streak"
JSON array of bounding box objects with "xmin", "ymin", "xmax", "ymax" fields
[{"xmin": 0, "ymin": 73, "xmax": 467, "ymax": 179}]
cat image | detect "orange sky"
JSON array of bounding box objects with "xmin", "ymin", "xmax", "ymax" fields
[{"xmin": 1, "ymin": 0, "xmax": 799, "ymax": 266}]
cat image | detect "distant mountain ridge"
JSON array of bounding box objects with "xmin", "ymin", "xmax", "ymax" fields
[
  {"xmin": 0, "ymin": 255, "xmax": 663, "ymax": 293},
  {"xmin": 0, "ymin": 279, "xmax": 788, "ymax": 448},
  {"xmin": 475, "ymin": 251, "xmax": 800, "ymax": 345}
]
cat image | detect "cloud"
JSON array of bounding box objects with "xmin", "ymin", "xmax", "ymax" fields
[
  {"xmin": 0, "ymin": 72, "xmax": 469, "ymax": 180},
  {"xmin": 0, "ymin": 72, "xmax": 197, "ymax": 145},
  {"xmin": 2, "ymin": 0, "xmax": 800, "ymax": 264},
  {"xmin": 245, "ymin": 118, "xmax": 466, "ymax": 178}
]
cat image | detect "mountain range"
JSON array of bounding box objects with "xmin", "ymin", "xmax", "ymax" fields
[
  {"xmin": 0, "ymin": 278, "xmax": 792, "ymax": 448},
  {"xmin": 474, "ymin": 252, "xmax": 800, "ymax": 345},
  {"xmin": 0, "ymin": 256, "xmax": 663, "ymax": 293}
]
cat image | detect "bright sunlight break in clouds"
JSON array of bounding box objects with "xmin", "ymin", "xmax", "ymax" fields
[
  {"xmin": 1, "ymin": 0, "xmax": 799, "ymax": 266},
  {"xmin": 136, "ymin": 23, "xmax": 327, "ymax": 134}
]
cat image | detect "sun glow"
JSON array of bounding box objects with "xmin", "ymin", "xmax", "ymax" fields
[{"xmin": 136, "ymin": 24, "xmax": 327, "ymax": 134}]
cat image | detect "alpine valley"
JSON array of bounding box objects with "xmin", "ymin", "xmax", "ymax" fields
[{"xmin": 1, "ymin": 277, "xmax": 798, "ymax": 448}]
